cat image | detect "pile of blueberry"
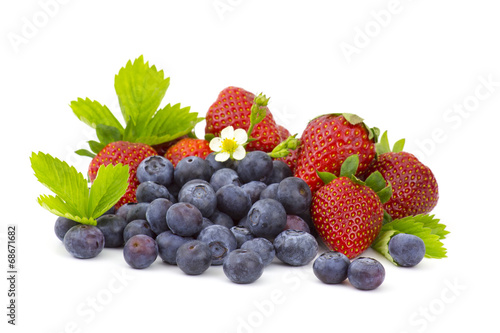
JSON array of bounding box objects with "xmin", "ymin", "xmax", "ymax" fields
[{"xmin": 55, "ymin": 151, "xmax": 400, "ymax": 290}]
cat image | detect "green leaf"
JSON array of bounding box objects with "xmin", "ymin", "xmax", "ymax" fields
[
  {"xmin": 70, "ymin": 98, "xmax": 124, "ymax": 132},
  {"xmin": 339, "ymin": 154, "xmax": 359, "ymax": 178},
  {"xmin": 88, "ymin": 140, "xmax": 105, "ymax": 154},
  {"xmin": 316, "ymin": 170, "xmax": 337, "ymax": 185},
  {"xmin": 342, "ymin": 113, "xmax": 364, "ymax": 125},
  {"xmin": 115, "ymin": 55, "xmax": 170, "ymax": 138},
  {"xmin": 392, "ymin": 138, "xmax": 405, "ymax": 153},
  {"xmin": 364, "ymin": 171, "xmax": 386, "ymax": 193},
  {"xmin": 88, "ymin": 164, "xmax": 129, "ymax": 218},
  {"xmin": 376, "ymin": 131, "xmax": 391, "ymax": 155},
  {"xmin": 371, "ymin": 214, "xmax": 449, "ymax": 265},
  {"xmin": 96, "ymin": 124, "xmax": 123, "ymax": 145},
  {"xmin": 205, "ymin": 133, "xmax": 215, "ymax": 141},
  {"xmin": 376, "ymin": 184, "xmax": 393, "ymax": 204},
  {"xmin": 75, "ymin": 149, "xmax": 96, "ymax": 158}
]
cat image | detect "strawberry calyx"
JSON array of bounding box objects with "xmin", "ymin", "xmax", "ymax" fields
[
  {"xmin": 267, "ymin": 134, "xmax": 301, "ymax": 158},
  {"xmin": 375, "ymin": 131, "xmax": 405, "ymax": 155},
  {"xmin": 246, "ymin": 93, "xmax": 271, "ymax": 144},
  {"xmin": 309, "ymin": 113, "xmax": 380, "ymax": 142},
  {"xmin": 316, "ymin": 154, "xmax": 392, "ymax": 204}
]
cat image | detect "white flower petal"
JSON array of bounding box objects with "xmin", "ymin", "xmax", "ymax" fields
[
  {"xmin": 234, "ymin": 128, "xmax": 248, "ymax": 145},
  {"xmin": 220, "ymin": 126, "xmax": 234, "ymax": 140},
  {"xmin": 215, "ymin": 151, "xmax": 230, "ymax": 162},
  {"xmin": 232, "ymin": 146, "xmax": 246, "ymax": 160},
  {"xmin": 209, "ymin": 137, "xmax": 223, "ymax": 152}
]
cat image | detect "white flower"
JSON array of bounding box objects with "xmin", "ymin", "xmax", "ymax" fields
[{"xmin": 209, "ymin": 126, "xmax": 248, "ymax": 162}]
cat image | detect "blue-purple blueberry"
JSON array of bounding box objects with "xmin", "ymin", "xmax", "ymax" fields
[
  {"xmin": 223, "ymin": 249, "xmax": 264, "ymax": 284},
  {"xmin": 123, "ymin": 234, "xmax": 158, "ymax": 269},
  {"xmin": 63, "ymin": 225, "xmax": 105, "ymax": 259},
  {"xmin": 176, "ymin": 240, "xmax": 212, "ymax": 275},
  {"xmin": 347, "ymin": 257, "xmax": 385, "ymax": 290},
  {"xmin": 273, "ymin": 230, "xmax": 318, "ymax": 266},
  {"xmin": 313, "ymin": 251, "xmax": 351, "ymax": 284}
]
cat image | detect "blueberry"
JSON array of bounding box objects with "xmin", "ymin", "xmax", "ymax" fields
[
  {"xmin": 247, "ymin": 199, "xmax": 287, "ymax": 239},
  {"xmin": 63, "ymin": 225, "xmax": 105, "ymax": 259},
  {"xmin": 388, "ymin": 233, "xmax": 426, "ymax": 267},
  {"xmin": 206, "ymin": 152, "xmax": 235, "ymax": 174},
  {"xmin": 237, "ymin": 151, "xmax": 273, "ymax": 183},
  {"xmin": 123, "ymin": 219, "xmax": 156, "ymax": 243},
  {"xmin": 241, "ymin": 181, "xmax": 267, "ymax": 204},
  {"xmin": 223, "ymin": 249, "xmax": 264, "ymax": 284},
  {"xmin": 313, "ymin": 251, "xmax": 351, "ymax": 284},
  {"xmin": 137, "ymin": 155, "xmax": 174, "ymax": 186},
  {"xmin": 216, "ymin": 184, "xmax": 252, "ymax": 221},
  {"xmin": 174, "ymin": 156, "xmax": 211, "ymax": 187},
  {"xmin": 96, "ymin": 214, "xmax": 128, "ymax": 248},
  {"xmin": 259, "ymin": 183, "xmax": 279, "ymax": 200},
  {"xmin": 264, "ymin": 160, "xmax": 293, "ymax": 184},
  {"xmin": 156, "ymin": 231, "xmax": 194, "ymax": 265},
  {"xmin": 166, "ymin": 202, "xmax": 203, "ymax": 237},
  {"xmin": 210, "ymin": 168, "xmax": 241, "ymax": 192},
  {"xmin": 209, "ymin": 210, "xmax": 235, "ymax": 229},
  {"xmin": 178, "ymin": 180, "xmax": 217, "ymax": 217},
  {"xmin": 145, "ymin": 198, "xmax": 173, "ymax": 235},
  {"xmin": 241, "ymin": 238, "xmax": 275, "ymax": 266},
  {"xmin": 197, "ymin": 225, "xmax": 237, "ymax": 265},
  {"xmin": 176, "ymin": 240, "xmax": 212, "ymax": 275},
  {"xmin": 273, "ymin": 230, "xmax": 318, "ymax": 266},
  {"xmin": 136, "ymin": 181, "xmax": 173, "ymax": 203},
  {"xmin": 284, "ymin": 215, "xmax": 311, "ymax": 234},
  {"xmin": 125, "ymin": 202, "xmax": 150, "ymax": 222},
  {"xmin": 116, "ymin": 203, "xmax": 135, "ymax": 220},
  {"xmin": 230, "ymin": 226, "xmax": 254, "ymax": 248},
  {"xmin": 276, "ymin": 177, "xmax": 312, "ymax": 215},
  {"xmin": 348, "ymin": 257, "xmax": 385, "ymax": 290},
  {"xmin": 123, "ymin": 234, "xmax": 158, "ymax": 269},
  {"xmin": 54, "ymin": 216, "xmax": 79, "ymax": 241}
]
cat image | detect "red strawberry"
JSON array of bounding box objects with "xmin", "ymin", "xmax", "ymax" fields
[
  {"xmin": 165, "ymin": 138, "xmax": 211, "ymax": 167},
  {"xmin": 278, "ymin": 144, "xmax": 301, "ymax": 174},
  {"xmin": 277, "ymin": 124, "xmax": 291, "ymax": 141},
  {"xmin": 152, "ymin": 135, "xmax": 189, "ymax": 156},
  {"xmin": 363, "ymin": 132, "xmax": 439, "ymax": 219},
  {"xmin": 295, "ymin": 113, "xmax": 377, "ymax": 193},
  {"xmin": 311, "ymin": 155, "xmax": 391, "ymax": 259},
  {"xmin": 205, "ymin": 87, "xmax": 282, "ymax": 152},
  {"xmin": 88, "ymin": 141, "xmax": 157, "ymax": 208}
]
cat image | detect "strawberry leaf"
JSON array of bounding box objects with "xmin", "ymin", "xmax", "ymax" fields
[
  {"xmin": 96, "ymin": 124, "xmax": 123, "ymax": 145},
  {"xmin": 392, "ymin": 138, "xmax": 405, "ymax": 153},
  {"xmin": 70, "ymin": 98, "xmax": 124, "ymax": 133},
  {"xmin": 75, "ymin": 149, "xmax": 96, "ymax": 158},
  {"xmin": 316, "ymin": 170, "xmax": 337, "ymax": 185},
  {"xmin": 339, "ymin": 154, "xmax": 359, "ymax": 178},
  {"xmin": 88, "ymin": 163, "xmax": 129, "ymax": 218},
  {"xmin": 88, "ymin": 140, "xmax": 105, "ymax": 154}
]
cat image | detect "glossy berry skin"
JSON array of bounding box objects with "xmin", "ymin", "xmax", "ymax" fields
[
  {"xmin": 204, "ymin": 86, "xmax": 281, "ymax": 152},
  {"xmin": 274, "ymin": 230, "xmax": 318, "ymax": 266},
  {"xmin": 210, "ymin": 168, "xmax": 241, "ymax": 192},
  {"xmin": 277, "ymin": 177, "xmax": 312, "ymax": 215},
  {"xmin": 54, "ymin": 216, "xmax": 79, "ymax": 241},
  {"xmin": 165, "ymin": 138, "xmax": 211, "ymax": 168},
  {"xmin": 216, "ymin": 184, "xmax": 252, "ymax": 221},
  {"xmin": 197, "ymin": 225, "xmax": 237, "ymax": 265},
  {"xmin": 311, "ymin": 177, "xmax": 384, "ymax": 259},
  {"xmin": 96, "ymin": 214, "xmax": 128, "ymax": 248},
  {"xmin": 137, "ymin": 155, "xmax": 174, "ymax": 186},
  {"xmin": 364, "ymin": 152, "xmax": 438, "ymax": 219},
  {"xmin": 313, "ymin": 251, "xmax": 351, "ymax": 284},
  {"xmin": 145, "ymin": 198, "xmax": 173, "ymax": 235},
  {"xmin": 174, "ymin": 156, "xmax": 212, "ymax": 187},
  {"xmin": 63, "ymin": 225, "xmax": 105, "ymax": 259},
  {"xmin": 136, "ymin": 181, "xmax": 173, "ymax": 203},
  {"xmin": 348, "ymin": 257, "xmax": 385, "ymax": 290},
  {"xmin": 223, "ymin": 249, "xmax": 264, "ymax": 284},
  {"xmin": 241, "ymin": 238, "xmax": 275, "ymax": 266},
  {"xmin": 388, "ymin": 233, "xmax": 426, "ymax": 267},
  {"xmin": 237, "ymin": 151, "xmax": 273, "ymax": 184},
  {"xmin": 178, "ymin": 180, "xmax": 217, "ymax": 217},
  {"xmin": 247, "ymin": 199, "xmax": 287, "ymax": 239},
  {"xmin": 88, "ymin": 141, "xmax": 157, "ymax": 208},
  {"xmin": 176, "ymin": 240, "xmax": 212, "ymax": 275},
  {"xmin": 294, "ymin": 115, "xmax": 376, "ymax": 193},
  {"xmin": 156, "ymin": 231, "xmax": 194, "ymax": 265},
  {"xmin": 123, "ymin": 235, "xmax": 158, "ymax": 269},
  {"xmin": 123, "ymin": 219, "xmax": 156, "ymax": 243},
  {"xmin": 166, "ymin": 203, "xmax": 203, "ymax": 237}
]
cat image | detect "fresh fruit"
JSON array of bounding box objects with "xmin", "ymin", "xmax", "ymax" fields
[
  {"xmin": 311, "ymin": 155, "xmax": 392, "ymax": 259},
  {"xmin": 273, "ymin": 230, "xmax": 318, "ymax": 266},
  {"xmin": 295, "ymin": 113, "xmax": 377, "ymax": 193},
  {"xmin": 123, "ymin": 219, "xmax": 156, "ymax": 243},
  {"xmin": 205, "ymin": 86, "xmax": 282, "ymax": 152},
  {"xmin": 145, "ymin": 198, "xmax": 173, "ymax": 235},
  {"xmin": 284, "ymin": 215, "xmax": 311, "ymax": 234},
  {"xmin": 247, "ymin": 199, "xmax": 287, "ymax": 239},
  {"xmin": 123, "ymin": 234, "xmax": 158, "ymax": 269},
  {"xmin": 176, "ymin": 240, "xmax": 213, "ymax": 275},
  {"xmin": 240, "ymin": 238, "xmax": 276, "ymax": 266},
  {"xmin": 364, "ymin": 131, "xmax": 439, "ymax": 220},
  {"xmin": 313, "ymin": 251, "xmax": 351, "ymax": 284},
  {"xmin": 54, "ymin": 217, "xmax": 79, "ymax": 242},
  {"xmin": 215, "ymin": 184, "xmax": 252, "ymax": 221},
  {"xmin": 166, "ymin": 203, "xmax": 203, "ymax": 237},
  {"xmin": 178, "ymin": 180, "xmax": 217, "ymax": 217},
  {"xmin": 173, "ymin": 156, "xmax": 212, "ymax": 187},
  {"xmin": 88, "ymin": 141, "xmax": 157, "ymax": 207},
  {"xmin": 156, "ymin": 231, "xmax": 194, "ymax": 265},
  {"xmin": 197, "ymin": 225, "xmax": 237, "ymax": 265},
  {"xmin": 165, "ymin": 138, "xmax": 211, "ymax": 167},
  {"xmin": 208, "ymin": 210, "xmax": 235, "ymax": 229},
  {"xmin": 264, "ymin": 160, "xmax": 293, "ymax": 184},
  {"xmin": 96, "ymin": 214, "xmax": 128, "ymax": 248},
  {"xmin": 125, "ymin": 202, "xmax": 150, "ymax": 222},
  {"xmin": 277, "ymin": 145, "xmax": 301, "ymax": 174},
  {"xmin": 237, "ymin": 151, "xmax": 274, "ymax": 183},
  {"xmin": 259, "ymin": 183, "xmax": 279, "ymax": 200},
  {"xmin": 230, "ymin": 226, "xmax": 254, "ymax": 248},
  {"xmin": 136, "ymin": 181, "xmax": 172, "ymax": 203},
  {"xmin": 388, "ymin": 233, "xmax": 426, "ymax": 267},
  {"xmin": 210, "ymin": 168, "xmax": 241, "ymax": 192},
  {"xmin": 137, "ymin": 155, "xmax": 174, "ymax": 186},
  {"xmin": 63, "ymin": 225, "xmax": 105, "ymax": 259},
  {"xmin": 223, "ymin": 249, "xmax": 264, "ymax": 284},
  {"xmin": 240, "ymin": 181, "xmax": 267, "ymax": 204},
  {"xmin": 276, "ymin": 177, "xmax": 312, "ymax": 215},
  {"xmin": 347, "ymin": 257, "xmax": 385, "ymax": 290},
  {"xmin": 205, "ymin": 152, "xmax": 236, "ymax": 174}
]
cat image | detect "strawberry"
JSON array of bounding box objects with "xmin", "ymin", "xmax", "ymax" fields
[
  {"xmin": 277, "ymin": 124, "xmax": 291, "ymax": 141},
  {"xmin": 152, "ymin": 135, "xmax": 189, "ymax": 156},
  {"xmin": 88, "ymin": 141, "xmax": 157, "ymax": 207},
  {"xmin": 277, "ymin": 144, "xmax": 301, "ymax": 174},
  {"xmin": 311, "ymin": 155, "xmax": 392, "ymax": 259},
  {"xmin": 294, "ymin": 113, "xmax": 378, "ymax": 193},
  {"xmin": 363, "ymin": 132, "xmax": 439, "ymax": 220},
  {"xmin": 165, "ymin": 138, "xmax": 211, "ymax": 167},
  {"xmin": 204, "ymin": 86, "xmax": 282, "ymax": 152}
]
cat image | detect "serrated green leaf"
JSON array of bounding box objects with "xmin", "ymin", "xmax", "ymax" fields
[
  {"xmin": 88, "ymin": 164, "xmax": 129, "ymax": 218},
  {"xmin": 96, "ymin": 124, "xmax": 123, "ymax": 145},
  {"xmin": 37, "ymin": 195, "xmax": 97, "ymax": 225},
  {"xmin": 115, "ymin": 55, "xmax": 170, "ymax": 138},
  {"xmin": 75, "ymin": 149, "xmax": 96, "ymax": 158},
  {"xmin": 70, "ymin": 98, "xmax": 124, "ymax": 132},
  {"xmin": 339, "ymin": 154, "xmax": 359, "ymax": 178}
]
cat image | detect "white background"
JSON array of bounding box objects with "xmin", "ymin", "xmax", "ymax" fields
[{"xmin": 1, "ymin": 1, "xmax": 499, "ymax": 332}]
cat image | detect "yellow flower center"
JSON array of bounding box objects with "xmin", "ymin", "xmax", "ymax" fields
[{"xmin": 221, "ymin": 138, "xmax": 238, "ymax": 153}]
